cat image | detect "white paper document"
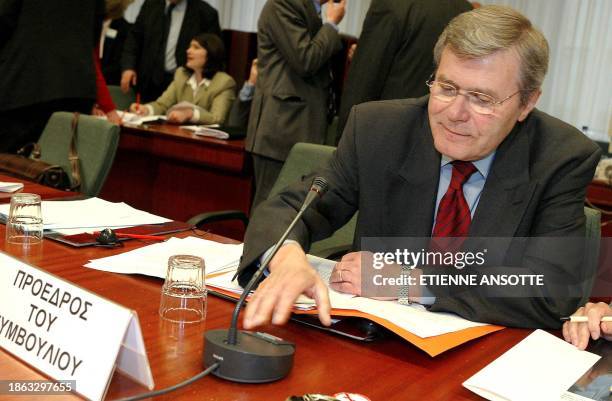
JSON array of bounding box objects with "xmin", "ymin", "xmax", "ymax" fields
[
  {"xmin": 206, "ymin": 255, "xmax": 356, "ymax": 310},
  {"xmin": 206, "ymin": 254, "xmax": 488, "ymax": 338},
  {"xmin": 85, "ymin": 240, "xmax": 490, "ymax": 338},
  {"xmin": 117, "ymin": 111, "xmax": 167, "ymax": 125},
  {"xmin": 85, "ymin": 237, "xmax": 244, "ymax": 278},
  {"xmin": 181, "ymin": 125, "xmax": 229, "ymax": 139},
  {"xmin": 463, "ymin": 329, "xmax": 601, "ymax": 401},
  {"xmin": 0, "ymin": 181, "xmax": 24, "ymax": 193},
  {"xmin": 0, "ymin": 197, "xmax": 171, "ymax": 235}
]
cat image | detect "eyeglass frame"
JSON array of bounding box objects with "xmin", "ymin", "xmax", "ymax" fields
[{"xmin": 425, "ymin": 74, "xmax": 530, "ymax": 115}]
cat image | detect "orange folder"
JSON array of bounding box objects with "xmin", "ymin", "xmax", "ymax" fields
[{"xmin": 207, "ymin": 285, "xmax": 505, "ymax": 357}]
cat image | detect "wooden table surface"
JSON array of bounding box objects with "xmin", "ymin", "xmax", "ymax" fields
[
  {"xmin": 0, "ymin": 177, "xmax": 536, "ymax": 401},
  {"xmin": 99, "ymin": 123, "xmax": 252, "ymax": 239}
]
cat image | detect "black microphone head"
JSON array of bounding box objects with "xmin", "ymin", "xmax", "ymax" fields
[{"xmin": 311, "ymin": 176, "xmax": 329, "ymax": 197}]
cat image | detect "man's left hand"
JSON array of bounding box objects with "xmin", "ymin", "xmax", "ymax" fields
[{"xmin": 329, "ymin": 251, "xmax": 366, "ymax": 295}]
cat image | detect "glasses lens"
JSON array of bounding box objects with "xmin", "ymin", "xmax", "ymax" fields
[
  {"xmin": 467, "ymin": 92, "xmax": 495, "ymax": 115},
  {"xmin": 430, "ymin": 81, "xmax": 456, "ymax": 102}
]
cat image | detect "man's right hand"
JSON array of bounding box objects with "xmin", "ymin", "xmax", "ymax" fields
[
  {"xmin": 120, "ymin": 69, "xmax": 137, "ymax": 93},
  {"xmin": 326, "ymin": 0, "xmax": 346, "ymax": 25},
  {"xmin": 563, "ymin": 302, "xmax": 612, "ymax": 350},
  {"xmin": 247, "ymin": 59, "xmax": 258, "ymax": 86},
  {"xmin": 243, "ymin": 243, "xmax": 331, "ymax": 329}
]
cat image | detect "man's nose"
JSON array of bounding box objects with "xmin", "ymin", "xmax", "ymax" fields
[{"xmin": 447, "ymin": 94, "xmax": 471, "ymax": 122}]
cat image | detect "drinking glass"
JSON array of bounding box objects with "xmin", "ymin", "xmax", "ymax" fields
[
  {"xmin": 159, "ymin": 255, "xmax": 207, "ymax": 323},
  {"xmin": 6, "ymin": 193, "xmax": 43, "ymax": 245}
]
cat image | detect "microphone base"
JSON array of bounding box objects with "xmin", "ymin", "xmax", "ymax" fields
[{"xmin": 203, "ymin": 329, "xmax": 295, "ymax": 383}]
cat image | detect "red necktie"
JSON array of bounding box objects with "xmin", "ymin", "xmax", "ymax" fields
[{"xmin": 432, "ymin": 161, "xmax": 478, "ymax": 238}]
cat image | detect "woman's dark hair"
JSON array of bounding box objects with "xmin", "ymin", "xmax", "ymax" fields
[{"xmin": 188, "ymin": 33, "xmax": 226, "ymax": 79}]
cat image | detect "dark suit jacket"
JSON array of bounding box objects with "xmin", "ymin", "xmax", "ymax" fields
[
  {"xmin": 101, "ymin": 18, "xmax": 132, "ymax": 86},
  {"xmin": 0, "ymin": 0, "xmax": 104, "ymax": 111},
  {"xmin": 336, "ymin": 0, "xmax": 472, "ymax": 139},
  {"xmin": 238, "ymin": 96, "xmax": 601, "ymax": 329},
  {"xmin": 121, "ymin": 0, "xmax": 220, "ymax": 99},
  {"xmin": 246, "ymin": 0, "xmax": 342, "ymax": 162}
]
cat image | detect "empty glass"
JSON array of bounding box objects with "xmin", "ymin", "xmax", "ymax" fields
[
  {"xmin": 159, "ymin": 255, "xmax": 207, "ymax": 323},
  {"xmin": 6, "ymin": 193, "xmax": 43, "ymax": 245}
]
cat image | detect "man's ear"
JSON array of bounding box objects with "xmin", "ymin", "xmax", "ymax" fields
[{"xmin": 517, "ymin": 89, "xmax": 541, "ymax": 122}]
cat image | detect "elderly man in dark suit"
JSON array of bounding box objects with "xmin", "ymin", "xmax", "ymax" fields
[
  {"xmin": 237, "ymin": 6, "xmax": 601, "ymax": 330},
  {"xmin": 120, "ymin": 0, "xmax": 220, "ymax": 102},
  {"xmin": 336, "ymin": 0, "xmax": 473, "ymax": 142},
  {"xmin": 246, "ymin": 0, "xmax": 347, "ymax": 208}
]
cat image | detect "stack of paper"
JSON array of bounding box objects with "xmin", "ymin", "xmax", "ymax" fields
[
  {"xmin": 0, "ymin": 197, "xmax": 171, "ymax": 235},
  {"xmin": 84, "ymin": 242, "xmax": 502, "ymax": 353},
  {"xmin": 0, "ymin": 181, "xmax": 24, "ymax": 193},
  {"xmin": 463, "ymin": 329, "xmax": 601, "ymax": 401},
  {"xmin": 206, "ymin": 254, "xmax": 489, "ymax": 338},
  {"xmin": 117, "ymin": 111, "xmax": 167, "ymax": 125},
  {"xmin": 85, "ymin": 237, "xmax": 243, "ymax": 278},
  {"xmin": 181, "ymin": 125, "xmax": 229, "ymax": 139},
  {"xmin": 206, "ymin": 255, "xmax": 355, "ymax": 310}
]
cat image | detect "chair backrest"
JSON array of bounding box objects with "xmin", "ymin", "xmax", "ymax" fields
[
  {"xmin": 579, "ymin": 206, "xmax": 602, "ymax": 304},
  {"xmin": 37, "ymin": 112, "xmax": 120, "ymax": 196},
  {"xmin": 270, "ymin": 143, "xmax": 357, "ymax": 258},
  {"xmin": 108, "ymin": 85, "xmax": 136, "ymax": 111}
]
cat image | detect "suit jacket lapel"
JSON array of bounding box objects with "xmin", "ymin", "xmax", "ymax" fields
[
  {"xmin": 470, "ymin": 123, "xmax": 536, "ymax": 237},
  {"xmin": 388, "ymin": 115, "xmax": 440, "ymax": 236},
  {"xmin": 193, "ymin": 83, "xmax": 209, "ymax": 106}
]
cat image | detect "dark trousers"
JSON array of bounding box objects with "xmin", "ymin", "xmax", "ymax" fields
[
  {"xmin": 0, "ymin": 98, "xmax": 94, "ymax": 154},
  {"xmin": 251, "ymin": 154, "xmax": 284, "ymax": 210}
]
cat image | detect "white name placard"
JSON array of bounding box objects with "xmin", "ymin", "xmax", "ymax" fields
[{"xmin": 0, "ymin": 252, "xmax": 154, "ymax": 401}]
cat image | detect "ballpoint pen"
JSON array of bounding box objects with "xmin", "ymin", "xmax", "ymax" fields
[
  {"xmin": 560, "ymin": 316, "xmax": 612, "ymax": 322},
  {"xmin": 94, "ymin": 230, "xmax": 165, "ymax": 242}
]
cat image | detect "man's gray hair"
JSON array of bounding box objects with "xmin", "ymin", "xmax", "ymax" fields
[{"xmin": 433, "ymin": 5, "xmax": 549, "ymax": 105}]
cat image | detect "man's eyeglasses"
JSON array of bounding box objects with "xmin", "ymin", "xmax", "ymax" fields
[{"xmin": 426, "ymin": 77, "xmax": 525, "ymax": 115}]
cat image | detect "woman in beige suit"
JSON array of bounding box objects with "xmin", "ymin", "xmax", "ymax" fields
[{"xmin": 130, "ymin": 33, "xmax": 235, "ymax": 125}]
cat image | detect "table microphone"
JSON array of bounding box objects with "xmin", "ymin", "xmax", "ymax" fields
[{"xmin": 203, "ymin": 177, "xmax": 329, "ymax": 383}]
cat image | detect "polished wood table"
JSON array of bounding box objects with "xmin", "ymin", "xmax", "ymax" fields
[
  {"xmin": 0, "ymin": 231, "xmax": 534, "ymax": 401},
  {"xmin": 0, "ymin": 200, "xmax": 536, "ymax": 400},
  {"xmin": 99, "ymin": 123, "xmax": 252, "ymax": 237}
]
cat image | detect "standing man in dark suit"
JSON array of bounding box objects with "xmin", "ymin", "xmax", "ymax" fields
[
  {"xmin": 237, "ymin": 6, "xmax": 601, "ymax": 330},
  {"xmin": 0, "ymin": 0, "xmax": 104, "ymax": 153},
  {"xmin": 246, "ymin": 0, "xmax": 347, "ymax": 208},
  {"xmin": 120, "ymin": 0, "xmax": 220, "ymax": 102},
  {"xmin": 336, "ymin": 0, "xmax": 473, "ymax": 141}
]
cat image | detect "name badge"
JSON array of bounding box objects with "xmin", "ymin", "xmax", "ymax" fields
[{"xmin": 0, "ymin": 252, "xmax": 154, "ymax": 401}]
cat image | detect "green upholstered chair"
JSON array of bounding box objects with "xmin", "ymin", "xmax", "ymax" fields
[
  {"xmin": 266, "ymin": 143, "xmax": 356, "ymax": 258},
  {"xmin": 188, "ymin": 142, "xmax": 357, "ymax": 259},
  {"xmin": 579, "ymin": 206, "xmax": 601, "ymax": 305},
  {"xmin": 108, "ymin": 85, "xmax": 136, "ymax": 111},
  {"xmin": 36, "ymin": 112, "xmax": 120, "ymax": 197}
]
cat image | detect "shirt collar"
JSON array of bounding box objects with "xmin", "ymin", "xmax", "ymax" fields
[
  {"xmin": 187, "ymin": 74, "xmax": 211, "ymax": 91},
  {"xmin": 312, "ymin": 0, "xmax": 321, "ymax": 15},
  {"xmin": 440, "ymin": 151, "xmax": 496, "ymax": 179}
]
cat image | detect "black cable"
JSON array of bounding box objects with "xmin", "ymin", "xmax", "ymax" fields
[{"xmin": 113, "ymin": 362, "xmax": 220, "ymax": 401}]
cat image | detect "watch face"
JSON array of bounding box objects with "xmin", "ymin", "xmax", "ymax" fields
[{"xmin": 333, "ymin": 393, "xmax": 372, "ymax": 401}]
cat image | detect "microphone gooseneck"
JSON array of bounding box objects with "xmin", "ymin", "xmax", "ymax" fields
[
  {"xmin": 227, "ymin": 177, "xmax": 329, "ymax": 345},
  {"xmin": 204, "ymin": 177, "xmax": 330, "ymax": 383}
]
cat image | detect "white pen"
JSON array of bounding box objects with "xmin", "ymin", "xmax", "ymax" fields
[{"xmin": 560, "ymin": 316, "xmax": 612, "ymax": 322}]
